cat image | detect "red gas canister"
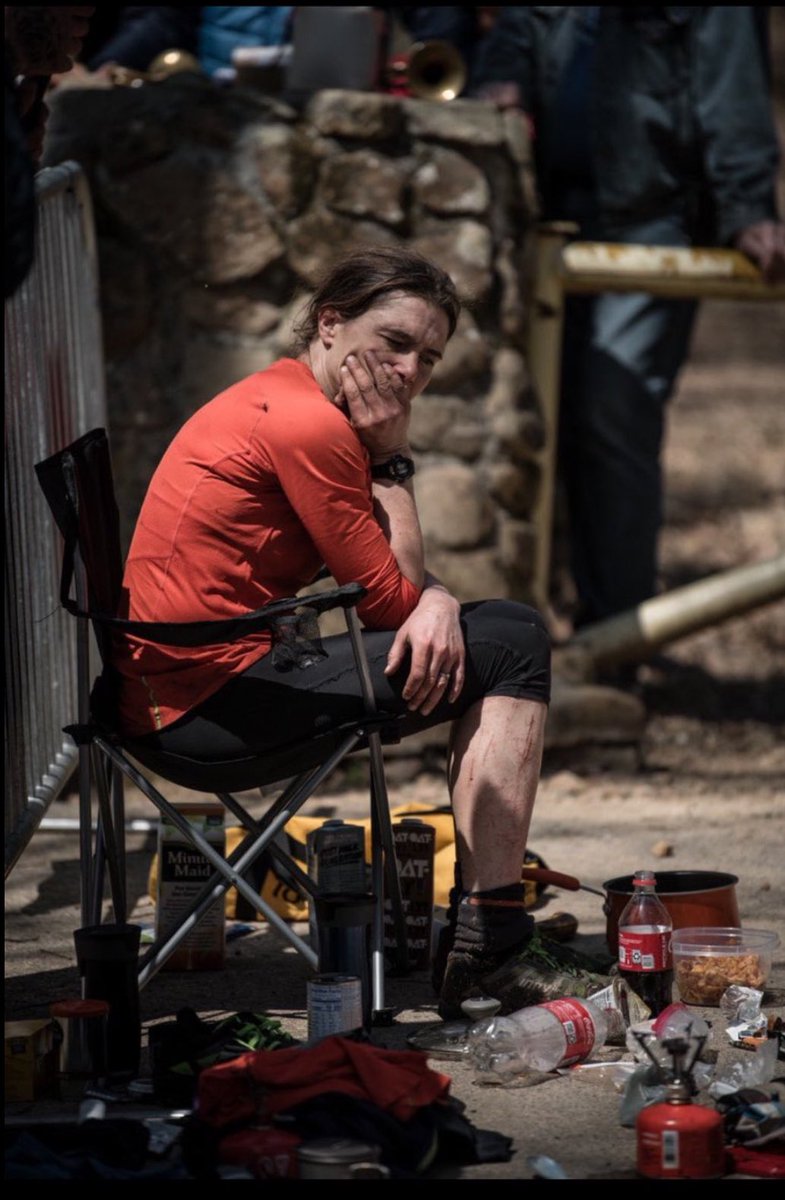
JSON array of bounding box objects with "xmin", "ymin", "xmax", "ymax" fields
[{"xmin": 636, "ymin": 1081, "xmax": 726, "ymax": 1179}]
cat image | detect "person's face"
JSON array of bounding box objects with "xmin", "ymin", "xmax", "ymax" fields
[{"xmin": 317, "ymin": 292, "xmax": 450, "ymax": 405}]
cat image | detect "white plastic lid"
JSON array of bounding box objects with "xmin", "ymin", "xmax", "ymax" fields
[{"xmin": 232, "ymin": 45, "xmax": 293, "ymax": 68}]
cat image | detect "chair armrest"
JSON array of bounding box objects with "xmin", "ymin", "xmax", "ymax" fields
[
  {"xmin": 294, "ymin": 581, "xmax": 366, "ymax": 616},
  {"xmin": 79, "ymin": 582, "xmax": 368, "ymax": 647}
]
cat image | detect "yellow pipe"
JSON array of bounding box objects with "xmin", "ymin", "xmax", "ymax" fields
[
  {"xmin": 525, "ymin": 223, "xmax": 576, "ymax": 613},
  {"xmin": 561, "ymin": 554, "xmax": 785, "ymax": 673},
  {"xmin": 561, "ymin": 241, "xmax": 785, "ymax": 301}
]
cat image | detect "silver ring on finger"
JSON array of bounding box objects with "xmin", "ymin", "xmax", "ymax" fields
[{"xmin": 437, "ymin": 673, "xmax": 450, "ymax": 686}]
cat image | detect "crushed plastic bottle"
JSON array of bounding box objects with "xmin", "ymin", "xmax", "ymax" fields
[
  {"xmin": 590, "ymin": 977, "xmax": 651, "ymax": 1044},
  {"xmin": 468, "ymin": 995, "xmax": 608, "ymax": 1083},
  {"xmin": 708, "ymin": 1038, "xmax": 779, "ymax": 1099},
  {"xmin": 652, "ymin": 1002, "xmax": 710, "ymax": 1044}
]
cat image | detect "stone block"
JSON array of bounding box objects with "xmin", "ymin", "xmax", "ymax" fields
[
  {"xmin": 306, "ymin": 90, "xmax": 404, "ymax": 139},
  {"xmin": 417, "ymin": 464, "xmax": 495, "ymax": 549}
]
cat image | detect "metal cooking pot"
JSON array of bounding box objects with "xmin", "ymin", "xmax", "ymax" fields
[
  {"xmin": 602, "ymin": 870, "xmax": 740, "ymax": 954},
  {"xmin": 520, "ymin": 867, "xmax": 740, "ymax": 954}
]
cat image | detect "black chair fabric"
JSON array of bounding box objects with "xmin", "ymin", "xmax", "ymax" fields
[{"xmin": 34, "ymin": 427, "xmax": 410, "ymax": 990}]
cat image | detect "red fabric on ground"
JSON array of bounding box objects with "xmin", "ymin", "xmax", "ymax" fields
[
  {"xmin": 726, "ymin": 1142, "xmax": 785, "ymax": 1178},
  {"xmin": 196, "ymin": 1035, "xmax": 452, "ymax": 1129}
]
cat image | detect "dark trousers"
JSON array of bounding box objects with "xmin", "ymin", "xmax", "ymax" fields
[
  {"xmin": 138, "ymin": 599, "xmax": 551, "ymax": 767},
  {"xmin": 558, "ymin": 215, "xmax": 698, "ymax": 624}
]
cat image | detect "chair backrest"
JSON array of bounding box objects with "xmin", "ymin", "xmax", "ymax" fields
[
  {"xmin": 37, "ymin": 428, "xmax": 372, "ymax": 663},
  {"xmin": 35, "ymin": 427, "xmax": 124, "ymax": 667}
]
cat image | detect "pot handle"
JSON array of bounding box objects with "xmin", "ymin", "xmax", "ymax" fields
[{"xmin": 520, "ymin": 866, "xmax": 581, "ymax": 891}]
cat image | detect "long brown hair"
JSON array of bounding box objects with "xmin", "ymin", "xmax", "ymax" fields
[{"xmin": 290, "ymin": 246, "xmax": 461, "ymax": 354}]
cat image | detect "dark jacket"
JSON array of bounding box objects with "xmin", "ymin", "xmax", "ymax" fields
[
  {"xmin": 471, "ymin": 6, "xmax": 780, "ymax": 244},
  {"xmin": 87, "ymin": 7, "xmax": 200, "ymax": 73}
]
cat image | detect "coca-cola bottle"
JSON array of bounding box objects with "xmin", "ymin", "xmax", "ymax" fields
[
  {"xmin": 617, "ymin": 870, "xmax": 674, "ymax": 1017},
  {"xmin": 467, "ymin": 996, "xmax": 609, "ymax": 1081}
]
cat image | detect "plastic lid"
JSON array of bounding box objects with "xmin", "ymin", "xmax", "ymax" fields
[
  {"xmin": 50, "ymin": 998, "xmax": 110, "ymax": 1018},
  {"xmin": 633, "ymin": 870, "xmax": 656, "ymax": 885},
  {"xmin": 297, "ymin": 1137, "xmax": 380, "ymax": 1165},
  {"xmin": 231, "ymin": 45, "xmax": 293, "ymax": 67},
  {"xmin": 461, "ymin": 995, "xmax": 502, "ymax": 1021}
]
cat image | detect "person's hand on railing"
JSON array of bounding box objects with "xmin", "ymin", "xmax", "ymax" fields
[{"xmin": 734, "ymin": 219, "xmax": 785, "ymax": 285}]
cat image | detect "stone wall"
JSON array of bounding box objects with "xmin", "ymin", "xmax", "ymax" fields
[{"xmin": 44, "ymin": 74, "xmax": 544, "ymax": 607}]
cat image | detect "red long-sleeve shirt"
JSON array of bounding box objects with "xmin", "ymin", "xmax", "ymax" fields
[{"xmin": 114, "ymin": 358, "xmax": 422, "ymax": 735}]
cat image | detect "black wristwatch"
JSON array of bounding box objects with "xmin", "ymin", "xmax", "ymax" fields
[{"xmin": 370, "ymin": 454, "xmax": 416, "ymax": 483}]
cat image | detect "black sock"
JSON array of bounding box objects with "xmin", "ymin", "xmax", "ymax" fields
[{"xmin": 451, "ymin": 882, "xmax": 534, "ymax": 957}]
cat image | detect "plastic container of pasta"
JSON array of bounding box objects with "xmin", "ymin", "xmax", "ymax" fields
[{"xmin": 672, "ymin": 926, "xmax": 779, "ymax": 1006}]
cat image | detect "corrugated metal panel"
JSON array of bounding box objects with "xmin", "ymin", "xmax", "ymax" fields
[{"xmin": 4, "ymin": 161, "xmax": 107, "ymax": 876}]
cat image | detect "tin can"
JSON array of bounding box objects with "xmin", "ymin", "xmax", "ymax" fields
[
  {"xmin": 384, "ymin": 818, "xmax": 436, "ymax": 969},
  {"xmin": 297, "ymin": 1137, "xmax": 382, "ymax": 1179},
  {"xmin": 313, "ymin": 892, "xmax": 375, "ymax": 1031},
  {"xmin": 307, "ymin": 973, "xmax": 363, "ymax": 1040},
  {"xmin": 306, "ymin": 820, "xmax": 366, "ymax": 951}
]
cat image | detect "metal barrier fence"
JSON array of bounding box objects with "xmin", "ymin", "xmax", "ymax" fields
[{"xmin": 4, "ymin": 161, "xmax": 107, "ymax": 877}]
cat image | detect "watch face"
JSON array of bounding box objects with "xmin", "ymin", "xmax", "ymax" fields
[
  {"xmin": 390, "ymin": 456, "xmax": 414, "ymax": 480},
  {"xmin": 373, "ymin": 455, "xmax": 415, "ymax": 481}
]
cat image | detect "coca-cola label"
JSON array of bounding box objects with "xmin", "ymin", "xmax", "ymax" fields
[
  {"xmin": 540, "ymin": 998, "xmax": 597, "ymax": 1067},
  {"xmin": 618, "ymin": 926, "xmax": 672, "ymax": 971}
]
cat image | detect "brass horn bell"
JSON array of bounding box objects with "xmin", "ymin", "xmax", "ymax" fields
[
  {"xmin": 108, "ymin": 48, "xmax": 202, "ymax": 88},
  {"xmin": 403, "ymin": 40, "xmax": 467, "ymax": 102}
]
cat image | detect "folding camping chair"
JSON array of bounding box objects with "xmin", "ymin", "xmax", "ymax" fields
[{"xmin": 35, "ymin": 427, "xmax": 411, "ymax": 1020}]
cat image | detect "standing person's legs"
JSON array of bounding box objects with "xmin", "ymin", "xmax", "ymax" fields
[
  {"xmin": 562, "ymin": 288, "xmax": 696, "ymax": 626},
  {"xmin": 559, "ymin": 212, "xmax": 699, "ymax": 627}
]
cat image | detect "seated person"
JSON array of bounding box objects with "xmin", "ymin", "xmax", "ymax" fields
[{"xmin": 114, "ymin": 245, "xmax": 585, "ymax": 1018}]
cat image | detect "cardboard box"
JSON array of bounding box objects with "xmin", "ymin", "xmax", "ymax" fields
[
  {"xmin": 155, "ymin": 801, "xmax": 226, "ymax": 971},
  {"xmin": 5, "ymin": 1019, "xmax": 60, "ymax": 1102}
]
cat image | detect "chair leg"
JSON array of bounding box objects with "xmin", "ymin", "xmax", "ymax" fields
[
  {"xmin": 367, "ymin": 731, "xmax": 410, "ymax": 1022},
  {"xmin": 112, "ymin": 762, "xmax": 127, "ymax": 911},
  {"xmin": 91, "ymin": 745, "xmax": 127, "ymax": 923},
  {"xmin": 344, "ymin": 606, "xmax": 412, "ymax": 1019},
  {"xmin": 138, "ymin": 822, "xmax": 317, "ymax": 988},
  {"xmin": 217, "ymin": 792, "xmax": 313, "ymax": 900},
  {"xmin": 95, "ymin": 732, "xmax": 367, "ymax": 985},
  {"xmin": 77, "ymin": 741, "xmax": 102, "ymax": 930}
]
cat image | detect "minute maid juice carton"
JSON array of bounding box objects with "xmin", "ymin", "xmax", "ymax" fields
[{"xmin": 155, "ymin": 801, "xmax": 226, "ymax": 970}]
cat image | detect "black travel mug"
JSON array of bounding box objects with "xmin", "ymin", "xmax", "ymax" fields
[{"xmin": 73, "ymin": 923, "xmax": 142, "ymax": 1079}]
